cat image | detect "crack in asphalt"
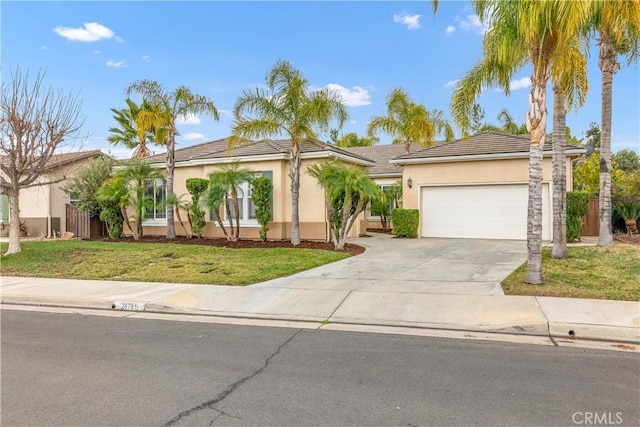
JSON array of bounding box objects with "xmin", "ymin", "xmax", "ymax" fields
[{"xmin": 163, "ymin": 329, "xmax": 303, "ymax": 426}]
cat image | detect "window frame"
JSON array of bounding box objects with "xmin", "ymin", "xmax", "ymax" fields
[
  {"xmin": 367, "ymin": 181, "xmax": 398, "ymax": 220},
  {"xmin": 209, "ymin": 171, "xmax": 272, "ymax": 227},
  {"xmin": 142, "ymin": 178, "xmax": 168, "ymax": 226}
]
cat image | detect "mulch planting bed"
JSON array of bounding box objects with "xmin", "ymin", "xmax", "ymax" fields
[
  {"xmin": 614, "ymin": 234, "xmax": 640, "ymax": 246},
  {"xmin": 90, "ymin": 236, "xmax": 366, "ymax": 256}
]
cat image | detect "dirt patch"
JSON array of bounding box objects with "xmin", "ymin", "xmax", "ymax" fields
[
  {"xmin": 614, "ymin": 234, "xmax": 640, "ymax": 246},
  {"xmin": 89, "ymin": 236, "xmax": 366, "ymax": 256}
]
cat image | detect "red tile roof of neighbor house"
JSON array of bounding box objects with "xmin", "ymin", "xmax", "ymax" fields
[
  {"xmin": 142, "ymin": 137, "xmax": 376, "ymax": 165},
  {"xmin": 0, "ymin": 150, "xmax": 104, "ymax": 170},
  {"xmin": 392, "ymin": 131, "xmax": 586, "ymax": 162}
]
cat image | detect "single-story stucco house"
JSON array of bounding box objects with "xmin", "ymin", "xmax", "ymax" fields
[
  {"xmin": 0, "ymin": 150, "xmax": 104, "ymax": 237},
  {"xmin": 140, "ymin": 138, "xmax": 376, "ymax": 240},
  {"xmin": 136, "ymin": 131, "xmax": 583, "ymax": 242}
]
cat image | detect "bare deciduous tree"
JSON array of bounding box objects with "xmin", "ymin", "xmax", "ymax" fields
[{"xmin": 0, "ymin": 69, "xmax": 84, "ymax": 254}]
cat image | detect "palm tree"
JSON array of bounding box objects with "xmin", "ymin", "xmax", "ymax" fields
[
  {"xmin": 97, "ymin": 175, "xmax": 132, "ymax": 239},
  {"xmin": 367, "ymin": 88, "xmax": 454, "ymax": 154},
  {"xmin": 107, "ymin": 99, "xmax": 158, "ymax": 159},
  {"xmin": 162, "ymin": 193, "xmax": 191, "ymax": 238},
  {"xmin": 334, "ymin": 132, "xmax": 377, "ymax": 148},
  {"xmin": 207, "ymin": 162, "xmax": 255, "ymax": 242},
  {"xmin": 550, "ymin": 35, "xmax": 589, "ymax": 259},
  {"xmin": 119, "ymin": 160, "xmax": 164, "ymax": 240},
  {"xmin": 591, "ymin": 0, "xmax": 640, "ymax": 246},
  {"xmin": 307, "ymin": 160, "xmax": 380, "ymax": 249},
  {"xmin": 450, "ymin": 0, "xmax": 591, "ymax": 284},
  {"xmin": 126, "ymin": 80, "xmax": 219, "ymax": 240},
  {"xmin": 232, "ymin": 60, "xmax": 349, "ymax": 245}
]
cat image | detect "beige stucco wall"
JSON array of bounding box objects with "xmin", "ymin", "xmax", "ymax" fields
[
  {"xmin": 13, "ymin": 157, "xmax": 98, "ymax": 236},
  {"xmin": 401, "ymin": 156, "xmax": 574, "ymax": 209}
]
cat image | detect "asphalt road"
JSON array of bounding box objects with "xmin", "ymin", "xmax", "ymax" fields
[{"xmin": 1, "ymin": 309, "xmax": 638, "ymax": 427}]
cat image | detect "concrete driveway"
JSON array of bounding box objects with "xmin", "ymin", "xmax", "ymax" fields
[{"xmin": 254, "ymin": 233, "xmax": 528, "ymax": 296}]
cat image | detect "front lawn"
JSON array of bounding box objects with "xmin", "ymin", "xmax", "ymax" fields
[
  {"xmin": 502, "ymin": 244, "xmax": 640, "ymax": 301},
  {"xmin": 0, "ymin": 240, "xmax": 350, "ymax": 285}
]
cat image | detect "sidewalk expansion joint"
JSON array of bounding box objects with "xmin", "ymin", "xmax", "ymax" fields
[
  {"xmin": 163, "ymin": 328, "xmax": 303, "ymax": 427},
  {"xmin": 534, "ymin": 297, "xmax": 557, "ymax": 347},
  {"xmin": 327, "ymin": 290, "xmax": 353, "ymax": 320}
]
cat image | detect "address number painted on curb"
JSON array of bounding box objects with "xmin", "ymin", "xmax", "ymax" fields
[{"xmin": 113, "ymin": 301, "xmax": 146, "ymax": 311}]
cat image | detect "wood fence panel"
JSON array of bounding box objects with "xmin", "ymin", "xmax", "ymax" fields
[
  {"xmin": 581, "ymin": 197, "xmax": 599, "ymax": 236},
  {"xmin": 65, "ymin": 204, "xmax": 90, "ymax": 239}
]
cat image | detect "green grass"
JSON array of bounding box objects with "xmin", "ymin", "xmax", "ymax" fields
[
  {"xmin": 0, "ymin": 240, "xmax": 349, "ymax": 285},
  {"xmin": 502, "ymin": 244, "xmax": 640, "ymax": 301}
]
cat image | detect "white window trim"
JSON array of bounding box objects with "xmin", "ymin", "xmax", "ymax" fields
[
  {"xmin": 142, "ymin": 179, "xmax": 168, "ymax": 225},
  {"xmin": 210, "ymin": 174, "xmax": 263, "ymax": 227}
]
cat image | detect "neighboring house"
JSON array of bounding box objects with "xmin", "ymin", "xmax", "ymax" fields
[
  {"xmin": 0, "ymin": 150, "xmax": 105, "ymax": 237},
  {"xmin": 140, "ymin": 138, "xmax": 375, "ymax": 240},
  {"xmin": 391, "ymin": 132, "xmax": 584, "ymax": 240}
]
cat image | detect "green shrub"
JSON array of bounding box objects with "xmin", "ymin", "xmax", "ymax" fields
[
  {"xmin": 252, "ymin": 177, "xmax": 273, "ymax": 242},
  {"xmin": 567, "ymin": 191, "xmax": 589, "ymax": 242},
  {"xmin": 186, "ymin": 178, "xmax": 208, "ymax": 238},
  {"xmin": 391, "ymin": 208, "xmax": 419, "ymax": 238}
]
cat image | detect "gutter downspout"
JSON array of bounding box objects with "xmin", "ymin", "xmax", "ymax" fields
[{"xmin": 47, "ymin": 182, "xmax": 52, "ymax": 238}]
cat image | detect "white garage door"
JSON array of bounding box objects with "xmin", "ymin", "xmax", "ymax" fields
[{"xmin": 421, "ymin": 184, "xmax": 550, "ymax": 240}]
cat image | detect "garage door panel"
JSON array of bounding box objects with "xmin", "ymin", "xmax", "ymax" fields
[{"xmin": 421, "ymin": 184, "xmax": 550, "ymax": 240}]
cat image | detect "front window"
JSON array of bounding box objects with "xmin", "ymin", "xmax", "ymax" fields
[
  {"xmin": 369, "ymin": 184, "xmax": 397, "ymax": 218},
  {"xmin": 144, "ymin": 178, "xmax": 167, "ymax": 222},
  {"xmin": 210, "ymin": 171, "xmax": 272, "ymax": 225}
]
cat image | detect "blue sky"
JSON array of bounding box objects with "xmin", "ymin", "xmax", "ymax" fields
[{"xmin": 3, "ymin": 1, "xmax": 639, "ymax": 159}]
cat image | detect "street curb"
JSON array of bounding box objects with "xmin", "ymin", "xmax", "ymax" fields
[{"xmin": 3, "ymin": 295, "xmax": 639, "ymax": 346}]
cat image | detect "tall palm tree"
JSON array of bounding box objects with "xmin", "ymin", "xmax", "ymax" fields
[
  {"xmin": 367, "ymin": 88, "xmax": 454, "ymax": 154},
  {"xmin": 232, "ymin": 60, "xmax": 348, "ymax": 246},
  {"xmin": 107, "ymin": 99, "xmax": 158, "ymax": 159},
  {"xmin": 126, "ymin": 80, "xmax": 219, "ymax": 239},
  {"xmin": 591, "ymin": 0, "xmax": 640, "ymax": 246},
  {"xmin": 450, "ymin": 0, "xmax": 591, "ymax": 284},
  {"xmin": 207, "ymin": 162, "xmax": 255, "ymax": 242},
  {"xmin": 550, "ymin": 34, "xmax": 589, "ymax": 259}
]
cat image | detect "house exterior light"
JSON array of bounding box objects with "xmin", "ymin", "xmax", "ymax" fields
[{"xmin": 407, "ymin": 177, "xmax": 413, "ymax": 189}]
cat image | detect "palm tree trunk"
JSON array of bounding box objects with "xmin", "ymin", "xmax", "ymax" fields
[
  {"xmin": 175, "ymin": 208, "xmax": 190, "ymax": 238},
  {"xmin": 597, "ymin": 33, "xmax": 618, "ymax": 247},
  {"xmin": 165, "ymin": 128, "xmax": 176, "ymax": 239},
  {"xmin": 232, "ymin": 188, "xmax": 241, "ymax": 241},
  {"xmin": 6, "ymin": 190, "xmax": 22, "ymax": 254},
  {"xmin": 551, "ymin": 83, "xmax": 568, "ymax": 258},
  {"xmin": 525, "ymin": 77, "xmax": 548, "ymax": 285},
  {"xmin": 121, "ymin": 206, "xmax": 137, "ymax": 240},
  {"xmin": 136, "ymin": 187, "xmax": 144, "ymax": 239},
  {"xmin": 289, "ymin": 140, "xmax": 301, "ymax": 245}
]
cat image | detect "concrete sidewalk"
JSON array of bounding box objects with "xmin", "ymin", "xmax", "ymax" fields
[{"xmin": 2, "ymin": 275, "xmax": 638, "ymax": 345}]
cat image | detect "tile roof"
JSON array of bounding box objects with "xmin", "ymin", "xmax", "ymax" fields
[
  {"xmin": 0, "ymin": 150, "xmax": 104, "ymax": 170},
  {"xmin": 345, "ymin": 143, "xmax": 423, "ymax": 176},
  {"xmin": 393, "ymin": 131, "xmax": 585, "ymax": 162},
  {"xmin": 143, "ymin": 137, "xmax": 375, "ymax": 165}
]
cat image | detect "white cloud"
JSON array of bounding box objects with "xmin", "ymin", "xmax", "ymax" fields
[
  {"xmin": 393, "ymin": 12, "xmax": 421, "ymax": 30},
  {"xmin": 350, "ymin": 120, "xmax": 357, "ymax": 125},
  {"xmin": 445, "ymin": 25, "xmax": 456, "ymax": 36},
  {"xmin": 106, "ymin": 60, "xmax": 125, "ymax": 68},
  {"xmin": 177, "ymin": 114, "xmax": 201, "ymax": 125},
  {"xmin": 92, "ymin": 50, "xmax": 102, "ymax": 54},
  {"xmin": 40, "ymin": 45, "xmax": 47, "ymax": 50},
  {"xmin": 323, "ymin": 84, "xmax": 371, "ymax": 107},
  {"xmin": 444, "ymin": 79, "xmax": 460, "ymax": 88},
  {"xmin": 183, "ymin": 132, "xmax": 206, "ymax": 141},
  {"xmin": 54, "ymin": 22, "xmax": 117, "ymax": 42},
  {"xmin": 141, "ymin": 55, "xmax": 150, "ymax": 62},
  {"xmin": 218, "ymin": 109, "xmax": 233, "ymax": 118},
  {"xmin": 455, "ymin": 14, "xmax": 488, "ymax": 35},
  {"xmin": 510, "ymin": 77, "xmax": 531, "ymax": 90}
]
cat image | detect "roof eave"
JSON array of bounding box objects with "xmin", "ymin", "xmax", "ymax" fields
[{"xmin": 391, "ymin": 149, "xmax": 586, "ymax": 165}]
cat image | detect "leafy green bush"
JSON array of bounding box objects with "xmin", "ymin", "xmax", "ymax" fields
[
  {"xmin": 391, "ymin": 208, "xmax": 419, "ymax": 238},
  {"xmin": 251, "ymin": 177, "xmax": 273, "ymax": 242},
  {"xmin": 186, "ymin": 178, "xmax": 208, "ymax": 238},
  {"xmin": 567, "ymin": 191, "xmax": 589, "ymax": 242}
]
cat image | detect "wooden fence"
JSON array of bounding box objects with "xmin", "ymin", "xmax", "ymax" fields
[
  {"xmin": 580, "ymin": 197, "xmax": 599, "ymax": 236},
  {"xmin": 65, "ymin": 204, "xmax": 108, "ymax": 239}
]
